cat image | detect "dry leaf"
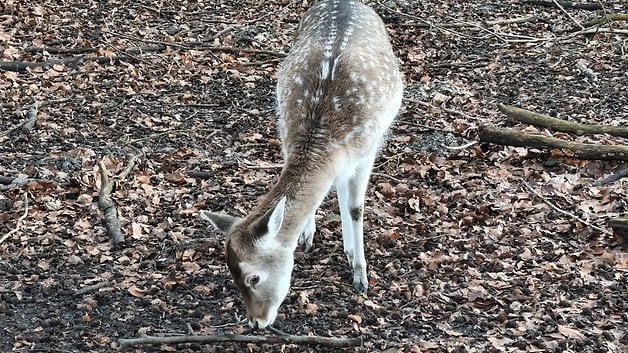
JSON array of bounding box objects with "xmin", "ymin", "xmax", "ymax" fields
[{"xmin": 557, "ymin": 325, "xmax": 585, "ymax": 340}]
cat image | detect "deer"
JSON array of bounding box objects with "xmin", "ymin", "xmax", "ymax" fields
[{"xmin": 200, "ymin": 0, "xmax": 403, "ymax": 329}]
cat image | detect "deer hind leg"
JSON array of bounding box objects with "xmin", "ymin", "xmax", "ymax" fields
[
  {"xmin": 298, "ymin": 213, "xmax": 316, "ymax": 252},
  {"xmin": 337, "ymin": 157, "xmax": 375, "ymax": 294}
]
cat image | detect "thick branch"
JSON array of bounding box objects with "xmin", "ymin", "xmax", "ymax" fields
[
  {"xmin": 118, "ymin": 333, "xmax": 362, "ymax": 350},
  {"xmin": 96, "ymin": 152, "xmax": 142, "ymax": 246},
  {"xmin": 525, "ymin": 1, "xmax": 602, "ymax": 10},
  {"xmin": 478, "ymin": 125, "xmax": 628, "ymax": 161},
  {"xmin": 498, "ymin": 104, "xmax": 628, "ymax": 138},
  {"xmin": 582, "ymin": 13, "xmax": 628, "ymax": 28},
  {"xmin": 608, "ymin": 217, "xmax": 628, "ymax": 239},
  {"xmin": 97, "ymin": 160, "xmax": 125, "ymax": 246}
]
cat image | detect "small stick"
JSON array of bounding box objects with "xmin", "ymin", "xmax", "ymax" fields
[
  {"xmin": 522, "ymin": 181, "xmax": 611, "ymax": 235},
  {"xmin": 0, "ymin": 192, "xmax": 29, "ymax": 244},
  {"xmin": 551, "ymin": 0, "xmax": 584, "ymax": 30},
  {"xmin": 117, "ymin": 333, "xmax": 362, "ymax": 350},
  {"xmin": 75, "ymin": 282, "xmax": 108, "ymax": 296},
  {"xmin": 592, "ymin": 167, "xmax": 628, "ymax": 186},
  {"xmin": 444, "ymin": 141, "xmax": 479, "ymax": 150}
]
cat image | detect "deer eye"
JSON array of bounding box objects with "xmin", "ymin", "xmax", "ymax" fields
[{"xmin": 247, "ymin": 274, "xmax": 260, "ymax": 287}]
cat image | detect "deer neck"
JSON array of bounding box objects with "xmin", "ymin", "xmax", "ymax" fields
[{"xmin": 256, "ymin": 157, "xmax": 335, "ymax": 249}]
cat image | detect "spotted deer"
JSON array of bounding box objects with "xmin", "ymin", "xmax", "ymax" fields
[{"xmin": 200, "ymin": 0, "xmax": 403, "ymax": 329}]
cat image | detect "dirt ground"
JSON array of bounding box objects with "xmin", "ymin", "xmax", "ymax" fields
[{"xmin": 1, "ymin": 0, "xmax": 627, "ymax": 352}]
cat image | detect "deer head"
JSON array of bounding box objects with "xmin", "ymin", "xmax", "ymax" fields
[{"xmin": 200, "ymin": 197, "xmax": 292, "ymax": 328}]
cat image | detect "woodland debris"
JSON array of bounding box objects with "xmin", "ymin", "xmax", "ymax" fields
[
  {"xmin": 97, "ymin": 152, "xmax": 142, "ymax": 247},
  {"xmin": 0, "ymin": 192, "xmax": 28, "ymax": 245},
  {"xmin": 478, "ymin": 125, "xmax": 628, "ymax": 161},
  {"xmin": 582, "ymin": 13, "xmax": 628, "ymax": 28},
  {"xmin": 117, "ymin": 333, "xmax": 362, "ymax": 350},
  {"xmin": 592, "ymin": 167, "xmax": 628, "ymax": 186},
  {"xmin": 498, "ymin": 104, "xmax": 628, "ymax": 138},
  {"xmin": 608, "ymin": 217, "xmax": 628, "ymax": 239},
  {"xmin": 525, "ymin": 0, "xmax": 602, "ymax": 11},
  {"xmin": 522, "ymin": 181, "xmax": 611, "ymax": 235}
]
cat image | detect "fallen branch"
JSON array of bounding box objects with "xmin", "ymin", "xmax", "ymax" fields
[
  {"xmin": 117, "ymin": 333, "xmax": 362, "ymax": 350},
  {"xmin": 97, "ymin": 151, "xmax": 142, "ymax": 247},
  {"xmin": 187, "ymin": 170, "xmax": 214, "ymax": 179},
  {"xmin": 522, "ymin": 181, "xmax": 611, "ymax": 235},
  {"xmin": 24, "ymin": 46, "xmax": 98, "ymax": 55},
  {"xmin": 498, "ymin": 104, "xmax": 628, "ymax": 138},
  {"xmin": 582, "ymin": 13, "xmax": 628, "ymax": 28},
  {"xmin": 608, "ymin": 217, "xmax": 628, "ymax": 239},
  {"xmin": 592, "ymin": 167, "xmax": 628, "ymax": 186},
  {"xmin": 525, "ymin": 0, "xmax": 602, "ymax": 11},
  {"xmin": 0, "ymin": 192, "xmax": 28, "ymax": 245},
  {"xmin": 97, "ymin": 160, "xmax": 125, "ymax": 246},
  {"xmin": 0, "ymin": 55, "xmax": 135, "ymax": 72},
  {"xmin": 478, "ymin": 125, "xmax": 628, "ymax": 161}
]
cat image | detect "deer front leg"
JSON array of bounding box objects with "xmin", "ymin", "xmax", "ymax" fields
[{"xmin": 298, "ymin": 213, "xmax": 316, "ymax": 252}]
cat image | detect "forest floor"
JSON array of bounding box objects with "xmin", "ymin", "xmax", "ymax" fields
[{"xmin": 1, "ymin": 1, "xmax": 627, "ymax": 352}]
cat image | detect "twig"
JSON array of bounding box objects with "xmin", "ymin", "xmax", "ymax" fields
[
  {"xmin": 592, "ymin": 167, "xmax": 628, "ymax": 186},
  {"xmin": 75, "ymin": 282, "xmax": 108, "ymax": 296},
  {"xmin": 125, "ymin": 128, "xmax": 219, "ymax": 144},
  {"xmin": 244, "ymin": 0, "xmax": 300, "ymax": 24},
  {"xmin": 551, "ymin": 0, "xmax": 584, "ymax": 30},
  {"xmin": 522, "ymin": 181, "xmax": 611, "ymax": 235},
  {"xmin": 117, "ymin": 333, "xmax": 362, "ymax": 350},
  {"xmin": 0, "ymin": 192, "xmax": 28, "ymax": 245},
  {"xmin": 582, "ymin": 13, "xmax": 628, "ymax": 28},
  {"xmin": 187, "ymin": 170, "xmax": 213, "ymax": 179},
  {"xmin": 24, "ymin": 46, "xmax": 98, "ymax": 55},
  {"xmin": 444, "ymin": 141, "xmax": 478, "ymax": 150},
  {"xmin": 372, "ymin": 172, "xmax": 404, "ymax": 184},
  {"xmin": 0, "ymin": 56, "xmax": 136, "ymax": 72},
  {"xmin": 208, "ymin": 26, "xmax": 235, "ymax": 41}
]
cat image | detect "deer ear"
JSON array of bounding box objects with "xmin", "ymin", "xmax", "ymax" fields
[
  {"xmin": 199, "ymin": 211, "xmax": 238, "ymax": 233},
  {"xmin": 252, "ymin": 196, "xmax": 286, "ymax": 239}
]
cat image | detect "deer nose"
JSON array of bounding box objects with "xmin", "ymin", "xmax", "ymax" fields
[{"xmin": 249, "ymin": 318, "xmax": 269, "ymax": 329}]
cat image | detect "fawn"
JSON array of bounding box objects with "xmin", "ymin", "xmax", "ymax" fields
[{"xmin": 200, "ymin": 0, "xmax": 403, "ymax": 329}]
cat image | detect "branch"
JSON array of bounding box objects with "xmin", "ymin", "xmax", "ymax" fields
[
  {"xmin": 592, "ymin": 167, "xmax": 628, "ymax": 186},
  {"xmin": 117, "ymin": 333, "xmax": 362, "ymax": 350},
  {"xmin": 608, "ymin": 217, "xmax": 628, "ymax": 240},
  {"xmin": 0, "ymin": 55, "xmax": 136, "ymax": 72},
  {"xmin": 582, "ymin": 13, "xmax": 628, "ymax": 28},
  {"xmin": 24, "ymin": 46, "xmax": 98, "ymax": 55},
  {"xmin": 97, "ymin": 160, "xmax": 125, "ymax": 246},
  {"xmin": 498, "ymin": 104, "xmax": 628, "ymax": 138},
  {"xmin": 551, "ymin": 0, "xmax": 584, "ymax": 30},
  {"xmin": 522, "ymin": 181, "xmax": 611, "ymax": 235},
  {"xmin": 525, "ymin": 0, "xmax": 602, "ymax": 11},
  {"xmin": 0, "ymin": 192, "xmax": 28, "ymax": 245},
  {"xmin": 479, "ymin": 125, "xmax": 628, "ymax": 161},
  {"xmin": 97, "ymin": 151, "xmax": 142, "ymax": 247}
]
